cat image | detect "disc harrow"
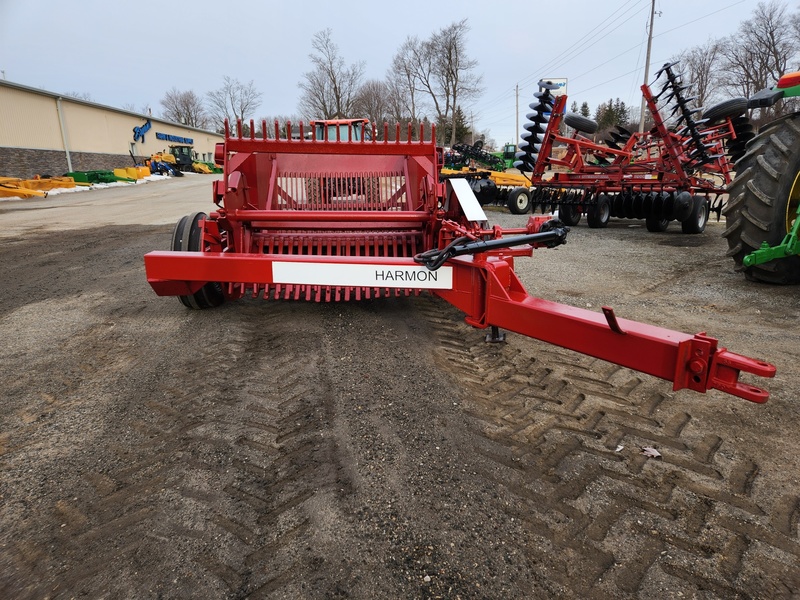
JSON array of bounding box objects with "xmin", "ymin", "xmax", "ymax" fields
[{"xmin": 513, "ymin": 63, "xmax": 749, "ymax": 233}]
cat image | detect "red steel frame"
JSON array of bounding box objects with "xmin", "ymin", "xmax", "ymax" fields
[
  {"xmin": 529, "ymin": 86, "xmax": 735, "ymax": 198},
  {"xmin": 145, "ymin": 120, "xmax": 775, "ymax": 403}
]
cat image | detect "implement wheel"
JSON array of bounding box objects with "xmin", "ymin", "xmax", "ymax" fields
[
  {"xmin": 681, "ymin": 196, "xmax": 709, "ymax": 234},
  {"xmin": 703, "ymin": 97, "xmax": 748, "ymax": 123},
  {"xmin": 171, "ymin": 212, "xmax": 225, "ymax": 309},
  {"xmin": 564, "ymin": 112, "xmax": 599, "ymax": 135},
  {"xmin": 723, "ymin": 113, "xmax": 800, "ymax": 283},
  {"xmin": 587, "ymin": 194, "xmax": 610, "ymax": 228},
  {"xmin": 645, "ymin": 215, "xmax": 669, "ymax": 232},
  {"xmin": 558, "ymin": 203, "xmax": 582, "ymax": 226},
  {"xmin": 507, "ymin": 187, "xmax": 531, "ymax": 214}
]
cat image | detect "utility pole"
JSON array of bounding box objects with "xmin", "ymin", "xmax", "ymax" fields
[
  {"xmin": 471, "ymin": 112, "xmax": 474, "ymax": 145},
  {"xmin": 639, "ymin": 0, "xmax": 656, "ymax": 133},
  {"xmin": 515, "ymin": 83, "xmax": 519, "ymax": 146}
]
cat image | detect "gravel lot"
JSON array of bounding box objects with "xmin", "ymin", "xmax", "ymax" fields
[{"xmin": 0, "ymin": 175, "xmax": 798, "ymax": 599}]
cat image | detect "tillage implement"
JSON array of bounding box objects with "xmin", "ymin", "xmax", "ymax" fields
[
  {"xmin": 514, "ymin": 63, "xmax": 753, "ymax": 233},
  {"xmin": 144, "ymin": 118, "xmax": 775, "ymax": 403}
]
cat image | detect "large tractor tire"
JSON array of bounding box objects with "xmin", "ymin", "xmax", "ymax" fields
[
  {"xmin": 723, "ymin": 113, "xmax": 800, "ymax": 284},
  {"xmin": 171, "ymin": 212, "xmax": 225, "ymax": 308}
]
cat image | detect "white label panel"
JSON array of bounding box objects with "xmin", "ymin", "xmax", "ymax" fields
[
  {"xmin": 272, "ymin": 262, "xmax": 453, "ymax": 289},
  {"xmin": 449, "ymin": 178, "xmax": 488, "ymax": 223}
]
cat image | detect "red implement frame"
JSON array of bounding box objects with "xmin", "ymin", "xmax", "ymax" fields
[
  {"xmin": 145, "ymin": 119, "xmax": 775, "ymax": 403},
  {"xmin": 531, "ymin": 89, "xmax": 735, "ymax": 197}
]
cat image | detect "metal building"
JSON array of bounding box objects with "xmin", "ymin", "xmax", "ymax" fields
[{"xmin": 0, "ymin": 80, "xmax": 223, "ymax": 178}]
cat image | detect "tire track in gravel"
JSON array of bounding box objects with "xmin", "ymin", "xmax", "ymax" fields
[
  {"xmin": 1, "ymin": 221, "xmax": 798, "ymax": 599},
  {"xmin": 416, "ymin": 294, "xmax": 800, "ymax": 599},
  {"xmin": 0, "ymin": 285, "xmax": 348, "ymax": 598},
  {"xmin": 77, "ymin": 302, "xmax": 347, "ymax": 600}
]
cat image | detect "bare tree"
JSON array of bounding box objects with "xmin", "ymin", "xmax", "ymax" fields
[
  {"xmin": 792, "ymin": 8, "xmax": 800, "ymax": 44},
  {"xmin": 353, "ymin": 80, "xmax": 390, "ymax": 137},
  {"xmin": 256, "ymin": 114, "xmax": 304, "ymax": 139},
  {"xmin": 674, "ymin": 39, "xmax": 722, "ymax": 110},
  {"xmin": 206, "ymin": 76, "xmax": 263, "ymax": 132},
  {"xmin": 718, "ymin": 0, "xmax": 797, "ymax": 116},
  {"xmin": 121, "ymin": 102, "xmax": 152, "ymax": 115},
  {"xmin": 437, "ymin": 20, "xmax": 483, "ymax": 147},
  {"xmin": 402, "ymin": 20, "xmax": 483, "ymax": 146},
  {"xmin": 386, "ymin": 37, "xmax": 424, "ymax": 135},
  {"xmin": 64, "ymin": 91, "xmax": 92, "ymax": 101},
  {"xmin": 298, "ymin": 29, "xmax": 365, "ymax": 120},
  {"xmin": 160, "ymin": 88, "xmax": 208, "ymax": 128}
]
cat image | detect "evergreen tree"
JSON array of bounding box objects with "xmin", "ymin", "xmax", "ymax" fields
[
  {"xmin": 594, "ymin": 98, "xmax": 628, "ymax": 130},
  {"xmin": 442, "ymin": 106, "xmax": 472, "ymax": 144}
]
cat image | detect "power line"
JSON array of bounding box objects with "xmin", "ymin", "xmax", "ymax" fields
[
  {"xmin": 465, "ymin": 0, "xmax": 649, "ymax": 116},
  {"xmin": 472, "ymin": 0, "xmax": 751, "ymax": 142},
  {"xmin": 516, "ymin": 0, "xmax": 649, "ymax": 92}
]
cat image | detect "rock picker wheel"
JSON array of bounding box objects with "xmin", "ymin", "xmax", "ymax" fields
[
  {"xmin": 171, "ymin": 212, "xmax": 225, "ymax": 309},
  {"xmin": 723, "ymin": 114, "xmax": 800, "ymax": 283},
  {"xmin": 586, "ymin": 194, "xmax": 611, "ymax": 228},
  {"xmin": 681, "ymin": 196, "xmax": 709, "ymax": 234},
  {"xmin": 507, "ymin": 187, "xmax": 531, "ymax": 214},
  {"xmin": 558, "ymin": 202, "xmax": 582, "ymax": 226}
]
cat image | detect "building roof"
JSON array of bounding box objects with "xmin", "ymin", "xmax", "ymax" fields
[{"xmin": 0, "ymin": 78, "xmax": 221, "ymax": 136}]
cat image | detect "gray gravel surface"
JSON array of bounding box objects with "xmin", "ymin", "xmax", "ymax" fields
[{"xmin": 0, "ymin": 177, "xmax": 798, "ymax": 599}]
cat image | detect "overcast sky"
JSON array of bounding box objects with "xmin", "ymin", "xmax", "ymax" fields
[{"xmin": 0, "ymin": 0, "xmax": 768, "ymax": 146}]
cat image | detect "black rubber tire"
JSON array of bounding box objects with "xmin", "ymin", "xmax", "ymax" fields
[
  {"xmin": 672, "ymin": 191, "xmax": 694, "ymax": 223},
  {"xmin": 645, "ymin": 215, "xmax": 669, "ymax": 232},
  {"xmin": 703, "ymin": 97, "xmax": 748, "ymax": 123},
  {"xmin": 564, "ymin": 112, "xmax": 599, "ymax": 135},
  {"xmin": 171, "ymin": 212, "xmax": 225, "ymax": 309},
  {"xmin": 681, "ymin": 196, "xmax": 709, "ymax": 234},
  {"xmin": 507, "ymin": 187, "xmax": 531, "ymax": 214},
  {"xmin": 586, "ymin": 194, "xmax": 611, "ymax": 228},
  {"xmin": 723, "ymin": 113, "xmax": 800, "ymax": 283},
  {"xmin": 558, "ymin": 203, "xmax": 582, "ymax": 226},
  {"xmin": 470, "ymin": 177, "xmax": 499, "ymax": 206}
]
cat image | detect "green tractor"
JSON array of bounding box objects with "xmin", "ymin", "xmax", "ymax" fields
[
  {"xmin": 723, "ymin": 72, "xmax": 800, "ymax": 284},
  {"xmin": 491, "ymin": 143, "xmax": 518, "ymax": 170}
]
